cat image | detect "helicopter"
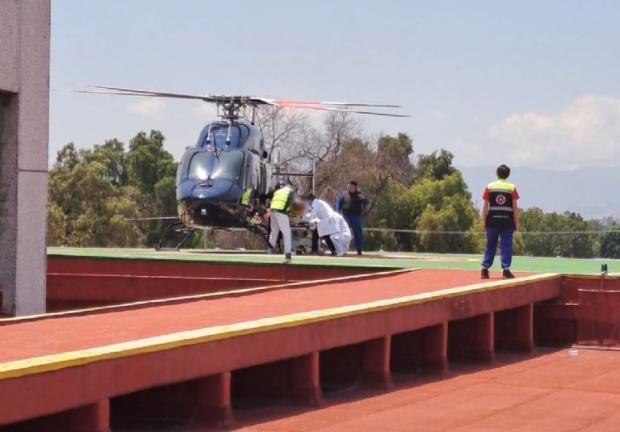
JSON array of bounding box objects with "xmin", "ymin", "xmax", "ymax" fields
[{"xmin": 76, "ymin": 85, "xmax": 409, "ymax": 250}]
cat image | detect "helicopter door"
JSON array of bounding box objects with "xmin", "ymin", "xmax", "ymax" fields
[
  {"xmin": 244, "ymin": 154, "xmax": 257, "ymax": 189},
  {"xmin": 259, "ymin": 163, "xmax": 268, "ymax": 196},
  {"xmin": 250, "ymin": 156, "xmax": 260, "ymax": 189}
]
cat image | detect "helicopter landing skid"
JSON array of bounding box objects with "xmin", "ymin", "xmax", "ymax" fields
[{"xmin": 155, "ymin": 221, "xmax": 196, "ymax": 251}]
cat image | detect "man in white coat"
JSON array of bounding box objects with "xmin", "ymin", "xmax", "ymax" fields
[{"xmin": 303, "ymin": 194, "xmax": 351, "ymax": 256}]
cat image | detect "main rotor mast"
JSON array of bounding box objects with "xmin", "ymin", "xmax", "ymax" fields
[{"xmin": 212, "ymin": 96, "xmax": 253, "ymax": 121}]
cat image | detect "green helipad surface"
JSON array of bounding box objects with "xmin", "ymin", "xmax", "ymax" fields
[{"xmin": 47, "ymin": 247, "xmax": 620, "ymax": 275}]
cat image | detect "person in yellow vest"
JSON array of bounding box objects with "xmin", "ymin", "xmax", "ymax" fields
[
  {"xmin": 240, "ymin": 186, "xmax": 254, "ymax": 208},
  {"xmin": 269, "ymin": 180, "xmax": 294, "ymax": 262},
  {"xmin": 481, "ymin": 164, "xmax": 520, "ymax": 279}
]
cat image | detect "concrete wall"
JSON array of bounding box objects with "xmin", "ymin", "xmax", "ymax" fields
[{"xmin": 0, "ymin": 0, "xmax": 50, "ymax": 315}]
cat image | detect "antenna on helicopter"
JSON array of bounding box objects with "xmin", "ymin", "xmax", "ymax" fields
[
  {"xmin": 72, "ymin": 84, "xmax": 412, "ymax": 119},
  {"xmin": 225, "ymin": 121, "xmax": 232, "ymax": 150},
  {"xmin": 205, "ymin": 124, "xmax": 213, "ymax": 144}
]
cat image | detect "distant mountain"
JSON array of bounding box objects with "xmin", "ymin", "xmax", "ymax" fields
[{"xmin": 458, "ymin": 165, "xmax": 620, "ymax": 219}]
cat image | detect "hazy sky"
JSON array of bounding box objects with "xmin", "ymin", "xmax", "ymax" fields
[{"xmin": 51, "ymin": 1, "xmax": 620, "ymax": 174}]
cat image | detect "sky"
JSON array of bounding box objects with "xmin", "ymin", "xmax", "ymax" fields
[{"xmin": 50, "ymin": 1, "xmax": 620, "ymax": 215}]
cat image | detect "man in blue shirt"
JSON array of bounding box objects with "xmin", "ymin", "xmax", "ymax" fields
[{"xmin": 336, "ymin": 181, "xmax": 369, "ymax": 255}]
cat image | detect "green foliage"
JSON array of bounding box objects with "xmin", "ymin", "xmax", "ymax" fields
[
  {"xmin": 359, "ymin": 150, "xmax": 478, "ymax": 252},
  {"xmin": 406, "ymin": 173, "xmax": 479, "ymax": 252},
  {"xmin": 519, "ymin": 208, "xmax": 596, "ymax": 258},
  {"xmin": 415, "ymin": 149, "xmax": 456, "ymax": 181},
  {"xmin": 128, "ymin": 131, "xmax": 177, "ymax": 196},
  {"xmin": 48, "ymin": 131, "xmax": 177, "ymax": 247},
  {"xmin": 377, "ymin": 133, "xmax": 415, "ymax": 186},
  {"xmin": 47, "ymin": 203, "xmax": 66, "ymax": 245},
  {"xmin": 315, "ymin": 134, "xmax": 478, "ymax": 253},
  {"xmin": 86, "ymin": 139, "xmax": 128, "ymax": 186},
  {"xmin": 47, "ymin": 128, "xmax": 614, "ymax": 257},
  {"xmin": 601, "ymin": 223, "xmax": 620, "ymax": 258}
]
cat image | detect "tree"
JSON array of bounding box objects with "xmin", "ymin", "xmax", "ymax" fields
[
  {"xmin": 48, "ymin": 133, "xmax": 180, "ymax": 248},
  {"xmin": 518, "ymin": 208, "xmax": 550, "ymax": 256},
  {"xmin": 126, "ymin": 131, "xmax": 178, "ymax": 246},
  {"xmin": 406, "ymin": 172, "xmax": 478, "ymax": 252},
  {"xmin": 290, "ymin": 111, "xmax": 362, "ymax": 166},
  {"xmin": 86, "ymin": 139, "xmax": 128, "ymax": 186},
  {"xmin": 47, "ymin": 118, "xmax": 492, "ymax": 253},
  {"xmin": 315, "ymin": 138, "xmax": 376, "ymax": 201},
  {"xmin": 318, "ymin": 112, "xmax": 362, "ymax": 162},
  {"xmin": 416, "ymin": 149, "xmax": 456, "ymax": 181},
  {"xmin": 47, "ymin": 144, "xmax": 144, "ymax": 247},
  {"xmin": 254, "ymin": 106, "xmax": 312, "ymax": 169},
  {"xmin": 127, "ymin": 130, "xmax": 177, "ymax": 197},
  {"xmin": 154, "ymin": 176, "xmax": 177, "ymax": 217},
  {"xmin": 600, "ymin": 223, "xmax": 620, "ymax": 258},
  {"xmin": 519, "ymin": 208, "xmax": 596, "ymax": 258},
  {"xmin": 377, "ymin": 133, "xmax": 415, "ymax": 186},
  {"xmin": 47, "ymin": 203, "xmax": 66, "ymax": 245}
]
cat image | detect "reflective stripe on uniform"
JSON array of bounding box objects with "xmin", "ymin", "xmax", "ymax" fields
[
  {"xmin": 487, "ymin": 179, "xmax": 515, "ymax": 192},
  {"xmin": 489, "ymin": 206, "xmax": 513, "ymax": 212}
]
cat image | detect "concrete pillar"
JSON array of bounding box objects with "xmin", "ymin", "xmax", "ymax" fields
[
  {"xmin": 390, "ymin": 323, "xmax": 448, "ymax": 375},
  {"xmin": 290, "ymin": 351, "xmax": 322, "ymax": 406},
  {"xmin": 7, "ymin": 400, "xmax": 110, "ymax": 432},
  {"xmin": 66, "ymin": 401, "xmax": 110, "ymax": 432},
  {"xmin": 110, "ymin": 373, "xmax": 233, "ymax": 428},
  {"xmin": 362, "ymin": 336, "xmax": 393, "ymax": 389},
  {"xmin": 495, "ymin": 303, "xmax": 534, "ymax": 352},
  {"xmin": 0, "ymin": 0, "xmax": 50, "ymax": 316},
  {"xmin": 421, "ymin": 322, "xmax": 449, "ymax": 373},
  {"xmin": 195, "ymin": 372, "xmax": 234, "ymax": 428},
  {"xmin": 448, "ymin": 313, "xmax": 494, "ymax": 363}
]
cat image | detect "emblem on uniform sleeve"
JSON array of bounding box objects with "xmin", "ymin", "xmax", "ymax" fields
[{"xmin": 495, "ymin": 195, "xmax": 507, "ymax": 205}]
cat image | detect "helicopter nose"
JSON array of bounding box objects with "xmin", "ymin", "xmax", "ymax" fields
[{"xmin": 191, "ymin": 178, "xmax": 238, "ymax": 200}]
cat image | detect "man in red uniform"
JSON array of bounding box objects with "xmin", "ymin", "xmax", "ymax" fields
[{"xmin": 481, "ymin": 164, "xmax": 520, "ymax": 279}]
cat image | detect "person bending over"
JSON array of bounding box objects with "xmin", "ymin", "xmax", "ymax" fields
[{"xmin": 304, "ymin": 193, "xmax": 351, "ymax": 256}]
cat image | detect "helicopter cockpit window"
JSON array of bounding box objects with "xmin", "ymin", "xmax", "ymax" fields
[
  {"xmin": 187, "ymin": 151, "xmax": 244, "ymax": 182},
  {"xmin": 200, "ymin": 123, "xmax": 250, "ymax": 149}
]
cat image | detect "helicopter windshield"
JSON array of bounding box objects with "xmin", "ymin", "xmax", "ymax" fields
[
  {"xmin": 187, "ymin": 150, "xmax": 244, "ymax": 182},
  {"xmin": 199, "ymin": 123, "xmax": 251, "ymax": 149}
]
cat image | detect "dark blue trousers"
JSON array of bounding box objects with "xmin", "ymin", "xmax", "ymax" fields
[
  {"xmin": 345, "ymin": 214, "xmax": 364, "ymax": 253},
  {"xmin": 482, "ymin": 226, "xmax": 514, "ymax": 269}
]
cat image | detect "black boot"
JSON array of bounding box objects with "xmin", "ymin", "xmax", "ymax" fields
[
  {"xmin": 481, "ymin": 268, "xmax": 490, "ymax": 280},
  {"xmin": 502, "ymin": 269, "xmax": 515, "ymax": 279}
]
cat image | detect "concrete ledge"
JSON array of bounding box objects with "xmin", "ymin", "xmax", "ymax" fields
[
  {"xmin": 1, "ymin": 268, "xmax": 415, "ymax": 325},
  {"xmin": 0, "ymin": 273, "xmax": 559, "ymax": 381}
]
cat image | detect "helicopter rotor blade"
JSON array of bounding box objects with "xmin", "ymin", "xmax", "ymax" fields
[
  {"xmin": 74, "ymin": 84, "xmax": 220, "ymax": 102},
  {"xmin": 72, "ymin": 84, "xmax": 409, "ymax": 116},
  {"xmin": 254, "ymin": 97, "xmax": 402, "ymax": 109},
  {"xmin": 278, "ymin": 103, "xmax": 411, "ymax": 118}
]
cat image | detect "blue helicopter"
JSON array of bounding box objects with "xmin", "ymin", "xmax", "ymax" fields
[{"xmin": 78, "ymin": 85, "xmax": 409, "ymax": 249}]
